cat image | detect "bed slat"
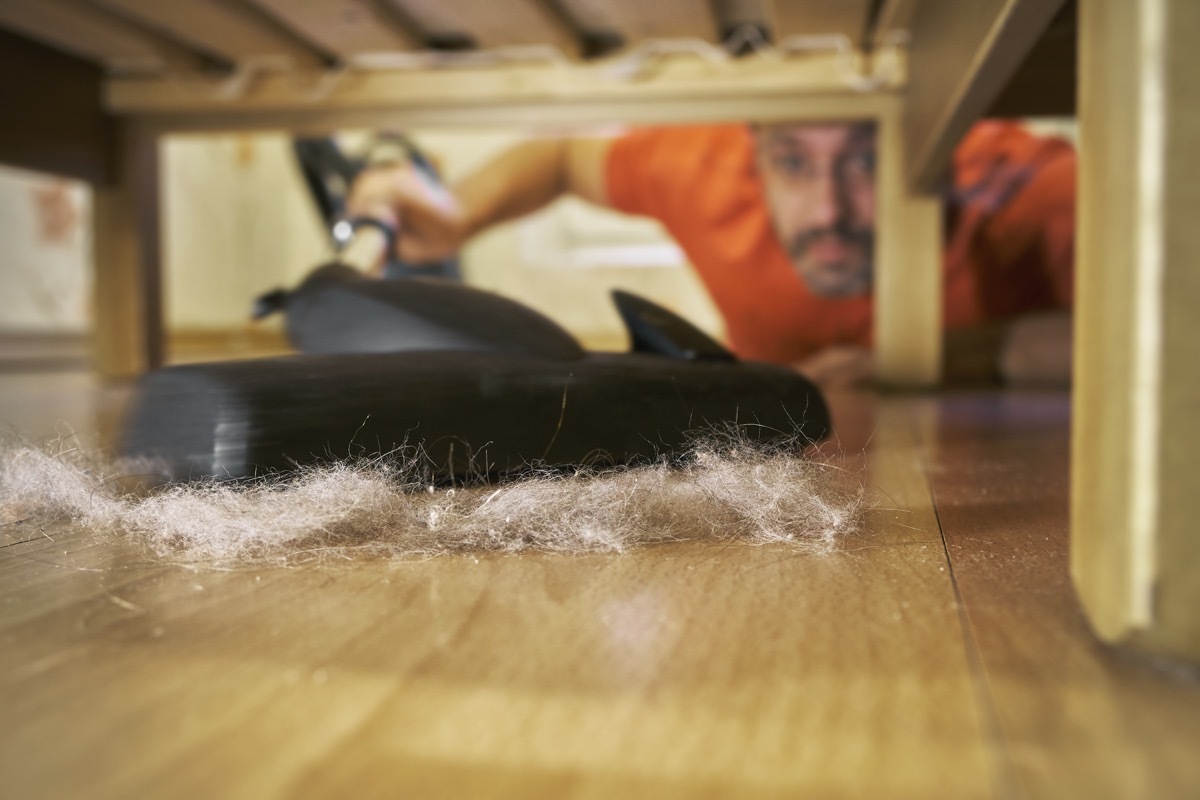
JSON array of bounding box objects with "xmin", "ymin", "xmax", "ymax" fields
[
  {"xmin": 587, "ymin": 0, "xmax": 719, "ymax": 43},
  {"xmin": 388, "ymin": 0, "xmax": 580, "ymax": 55},
  {"xmin": 0, "ymin": 0, "xmax": 196, "ymax": 73},
  {"xmin": 765, "ymin": 0, "xmax": 872, "ymax": 44},
  {"xmin": 247, "ymin": 0, "xmax": 417, "ymax": 58},
  {"xmin": 84, "ymin": 0, "xmax": 327, "ymax": 67}
]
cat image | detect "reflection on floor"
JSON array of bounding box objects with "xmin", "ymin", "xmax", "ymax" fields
[{"xmin": 1, "ymin": 369, "xmax": 1198, "ymax": 799}]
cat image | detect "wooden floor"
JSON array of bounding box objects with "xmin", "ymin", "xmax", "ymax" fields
[{"xmin": 1, "ymin": 369, "xmax": 1198, "ymax": 799}]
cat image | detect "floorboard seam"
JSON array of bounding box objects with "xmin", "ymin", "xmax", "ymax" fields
[
  {"xmin": 1, "ymin": 528, "xmax": 98, "ymax": 552},
  {"xmin": 0, "ymin": 536, "xmax": 42, "ymax": 550},
  {"xmin": 916, "ymin": 417, "xmax": 1022, "ymax": 800}
]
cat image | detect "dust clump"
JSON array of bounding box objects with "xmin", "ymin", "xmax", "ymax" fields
[{"xmin": 1, "ymin": 434, "xmax": 864, "ymax": 565}]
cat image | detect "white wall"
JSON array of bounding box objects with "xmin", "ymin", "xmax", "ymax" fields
[
  {"xmin": 0, "ymin": 165, "xmax": 91, "ymax": 332},
  {"xmin": 162, "ymin": 132, "xmax": 330, "ymax": 330}
]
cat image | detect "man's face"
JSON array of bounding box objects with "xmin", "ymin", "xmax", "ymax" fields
[{"xmin": 754, "ymin": 122, "xmax": 877, "ymax": 297}]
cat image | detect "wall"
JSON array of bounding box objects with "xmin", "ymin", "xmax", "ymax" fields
[
  {"xmin": 161, "ymin": 132, "xmax": 330, "ymax": 333},
  {"xmin": 0, "ymin": 165, "xmax": 91, "ymax": 333}
]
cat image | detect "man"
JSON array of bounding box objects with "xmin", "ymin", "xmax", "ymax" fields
[{"xmin": 347, "ymin": 120, "xmax": 1075, "ymax": 384}]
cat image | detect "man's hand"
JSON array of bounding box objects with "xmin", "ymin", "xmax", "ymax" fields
[
  {"xmin": 794, "ymin": 345, "xmax": 874, "ymax": 388},
  {"xmin": 345, "ymin": 162, "xmax": 467, "ymax": 266},
  {"xmin": 345, "ymin": 137, "xmax": 615, "ymax": 275}
]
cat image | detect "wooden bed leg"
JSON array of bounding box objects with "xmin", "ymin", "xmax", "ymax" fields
[
  {"xmin": 1072, "ymin": 0, "xmax": 1200, "ymax": 662},
  {"xmin": 91, "ymin": 122, "xmax": 163, "ymax": 378},
  {"xmin": 875, "ymin": 99, "xmax": 943, "ymax": 388}
]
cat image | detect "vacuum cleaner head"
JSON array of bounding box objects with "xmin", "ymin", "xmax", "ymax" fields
[{"xmin": 121, "ymin": 270, "xmax": 830, "ymax": 482}]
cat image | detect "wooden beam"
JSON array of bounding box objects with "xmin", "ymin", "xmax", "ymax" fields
[
  {"xmin": 0, "ymin": 27, "xmax": 116, "ymax": 185},
  {"xmin": 91, "ymin": 122, "xmax": 163, "ymax": 377},
  {"xmin": 874, "ymin": 95, "xmax": 942, "ymax": 387},
  {"xmin": 130, "ymin": 94, "xmax": 903, "ymax": 140},
  {"xmin": 246, "ymin": 0, "xmax": 418, "ymax": 59},
  {"xmin": 872, "ymin": 0, "xmax": 915, "ymax": 46},
  {"xmin": 765, "ymin": 0, "xmax": 871, "ymax": 42},
  {"xmin": 105, "ymin": 51, "xmax": 905, "ymax": 127},
  {"xmin": 386, "ymin": 0, "xmax": 581, "ymax": 55},
  {"xmin": 0, "ymin": 0, "xmax": 202, "ymax": 74},
  {"xmin": 904, "ymin": 0, "xmax": 1067, "ymax": 192},
  {"xmin": 1072, "ymin": 0, "xmax": 1200, "ymax": 663},
  {"xmin": 597, "ymin": 0, "xmax": 720, "ymax": 42},
  {"xmin": 84, "ymin": 0, "xmax": 328, "ymax": 67}
]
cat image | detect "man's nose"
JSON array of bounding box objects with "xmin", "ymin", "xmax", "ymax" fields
[{"xmin": 809, "ymin": 170, "xmax": 845, "ymax": 229}]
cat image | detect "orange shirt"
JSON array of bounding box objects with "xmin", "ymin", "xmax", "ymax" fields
[{"xmin": 605, "ymin": 122, "xmax": 1075, "ymax": 363}]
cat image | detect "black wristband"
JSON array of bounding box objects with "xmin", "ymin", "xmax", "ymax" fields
[{"xmin": 344, "ymin": 216, "xmax": 398, "ymax": 257}]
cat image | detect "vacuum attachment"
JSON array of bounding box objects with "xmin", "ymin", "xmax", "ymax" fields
[
  {"xmin": 122, "ymin": 271, "xmax": 830, "ymax": 482},
  {"xmin": 253, "ymin": 263, "xmax": 584, "ymax": 359}
]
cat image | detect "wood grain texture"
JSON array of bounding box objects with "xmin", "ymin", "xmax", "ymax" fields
[
  {"xmin": 875, "ymin": 98, "xmax": 942, "ymax": 387},
  {"xmin": 105, "ymin": 54, "xmax": 903, "ymax": 125},
  {"xmin": 387, "ymin": 0, "xmax": 580, "ymax": 55},
  {"xmin": 1072, "ymin": 0, "xmax": 1200, "ymax": 662},
  {"xmin": 85, "ymin": 0, "xmax": 326, "ymax": 67},
  {"xmin": 4, "ymin": 375, "xmax": 1200, "ymax": 796},
  {"xmin": 0, "ymin": 383, "xmax": 994, "ymax": 799},
  {"xmin": 926, "ymin": 393, "xmax": 1200, "ymax": 798},
  {"xmin": 119, "ymin": 94, "xmax": 894, "ymax": 138},
  {"xmin": 1154, "ymin": 0, "xmax": 1200, "ymax": 664},
  {"xmin": 765, "ymin": 0, "xmax": 871, "ymax": 42},
  {"xmin": 91, "ymin": 124, "xmax": 162, "ymax": 377},
  {"xmin": 872, "ymin": 0, "xmax": 916, "ymax": 47},
  {"xmin": 0, "ymin": 372, "xmax": 129, "ymax": 457},
  {"xmin": 597, "ymin": 0, "xmax": 719, "ymax": 43},
  {"xmin": 248, "ymin": 0, "xmax": 418, "ymax": 57},
  {"xmin": 0, "ymin": 0, "xmax": 189, "ymax": 74}
]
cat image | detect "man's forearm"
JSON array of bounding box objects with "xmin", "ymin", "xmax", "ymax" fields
[
  {"xmin": 454, "ymin": 137, "xmax": 612, "ymax": 239},
  {"xmin": 454, "ymin": 139, "xmax": 568, "ymax": 238}
]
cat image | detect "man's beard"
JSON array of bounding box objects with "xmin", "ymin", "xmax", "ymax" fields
[{"xmin": 787, "ymin": 224, "xmax": 875, "ymax": 297}]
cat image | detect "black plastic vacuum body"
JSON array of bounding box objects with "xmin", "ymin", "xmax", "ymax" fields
[{"xmin": 120, "ymin": 268, "xmax": 831, "ymax": 482}]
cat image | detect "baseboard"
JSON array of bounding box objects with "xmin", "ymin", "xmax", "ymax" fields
[
  {"xmin": 169, "ymin": 327, "xmax": 629, "ymax": 361},
  {"xmin": 0, "ymin": 331, "xmax": 92, "ymax": 371},
  {"xmin": 167, "ymin": 327, "xmax": 293, "ymax": 364}
]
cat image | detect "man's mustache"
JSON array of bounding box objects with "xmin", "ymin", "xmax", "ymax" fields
[{"xmin": 788, "ymin": 224, "xmax": 874, "ymax": 262}]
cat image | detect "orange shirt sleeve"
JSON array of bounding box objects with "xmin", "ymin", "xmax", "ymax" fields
[
  {"xmin": 949, "ymin": 122, "xmax": 1077, "ymax": 321},
  {"xmin": 992, "ymin": 151, "xmax": 1076, "ymax": 307},
  {"xmin": 605, "ymin": 127, "xmax": 687, "ymax": 222}
]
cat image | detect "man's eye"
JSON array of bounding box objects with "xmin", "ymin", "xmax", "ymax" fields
[
  {"xmin": 772, "ymin": 154, "xmax": 809, "ymax": 175},
  {"xmin": 843, "ymin": 152, "xmax": 876, "ymax": 177}
]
